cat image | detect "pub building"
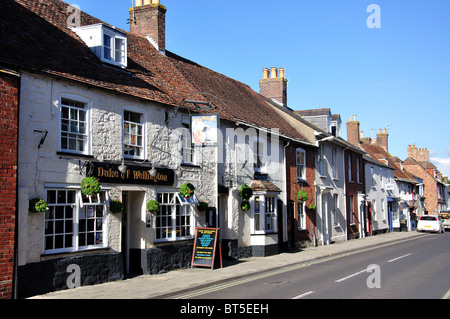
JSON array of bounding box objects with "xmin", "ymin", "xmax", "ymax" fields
[{"xmin": 9, "ymin": 0, "xmax": 314, "ymax": 297}]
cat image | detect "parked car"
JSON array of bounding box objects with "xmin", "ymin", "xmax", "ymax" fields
[
  {"xmin": 417, "ymin": 215, "xmax": 444, "ymax": 233},
  {"xmin": 439, "ymin": 211, "xmax": 450, "ymax": 231}
]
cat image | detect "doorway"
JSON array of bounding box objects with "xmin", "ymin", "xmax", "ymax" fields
[
  {"xmin": 321, "ymin": 193, "xmax": 329, "ymax": 245},
  {"xmin": 122, "ymin": 191, "xmax": 146, "ymax": 276}
]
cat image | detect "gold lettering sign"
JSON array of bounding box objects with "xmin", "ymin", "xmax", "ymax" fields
[{"xmin": 93, "ymin": 162, "xmax": 175, "ymax": 186}]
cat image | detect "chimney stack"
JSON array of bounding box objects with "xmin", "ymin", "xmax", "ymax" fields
[
  {"xmin": 130, "ymin": 0, "xmax": 166, "ymax": 54},
  {"xmin": 346, "ymin": 114, "xmax": 360, "ymax": 146},
  {"xmin": 259, "ymin": 67, "xmax": 288, "ymax": 107},
  {"xmin": 376, "ymin": 128, "xmax": 389, "ymax": 152},
  {"xmin": 417, "ymin": 148, "xmax": 430, "ymax": 162}
]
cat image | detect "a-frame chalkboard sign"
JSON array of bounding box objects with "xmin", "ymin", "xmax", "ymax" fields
[{"xmin": 191, "ymin": 228, "xmax": 223, "ymax": 270}]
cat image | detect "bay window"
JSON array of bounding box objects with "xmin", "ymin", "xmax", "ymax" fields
[
  {"xmin": 44, "ymin": 188, "xmax": 109, "ymax": 254},
  {"xmin": 253, "ymin": 194, "xmax": 278, "ymax": 234},
  {"xmin": 155, "ymin": 192, "xmax": 197, "ymax": 242}
]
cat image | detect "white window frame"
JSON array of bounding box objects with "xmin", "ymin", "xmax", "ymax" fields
[
  {"xmin": 348, "ymin": 154, "xmax": 353, "ymax": 182},
  {"xmin": 349, "ymin": 195, "xmax": 354, "ymax": 224},
  {"xmin": 59, "ymin": 95, "xmax": 91, "ymax": 155},
  {"xmin": 356, "ymin": 157, "xmax": 361, "ymax": 183},
  {"xmin": 296, "ymin": 148, "xmax": 306, "ymax": 181},
  {"xmin": 252, "ymin": 194, "xmax": 278, "ymax": 234},
  {"xmin": 331, "ymin": 148, "xmax": 338, "ymax": 179},
  {"xmin": 298, "ymin": 201, "xmax": 306, "ymax": 230},
  {"xmin": 44, "ymin": 187, "xmax": 109, "ymax": 255},
  {"xmin": 102, "ymin": 29, "xmax": 127, "ymax": 68},
  {"xmin": 252, "ymin": 135, "xmax": 268, "ymax": 173},
  {"xmin": 155, "ymin": 192, "xmax": 195, "ymax": 243},
  {"xmin": 123, "ymin": 107, "xmax": 146, "ymax": 160},
  {"xmin": 181, "ymin": 123, "xmax": 197, "ymax": 165},
  {"xmin": 333, "ymin": 194, "xmax": 339, "ymax": 226}
]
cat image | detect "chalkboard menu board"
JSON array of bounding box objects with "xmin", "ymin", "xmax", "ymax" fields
[{"xmin": 191, "ymin": 228, "xmax": 222, "ymax": 270}]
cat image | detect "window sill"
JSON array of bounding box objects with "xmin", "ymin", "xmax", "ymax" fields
[
  {"xmin": 57, "ymin": 151, "xmax": 94, "ymax": 160},
  {"xmin": 181, "ymin": 163, "xmax": 201, "ymax": 169},
  {"xmin": 251, "ymin": 232, "xmax": 278, "ymax": 236},
  {"xmin": 41, "ymin": 246, "xmax": 112, "ymax": 259}
]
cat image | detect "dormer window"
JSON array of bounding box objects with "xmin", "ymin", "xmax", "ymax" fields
[{"xmin": 72, "ymin": 24, "xmax": 127, "ymax": 68}]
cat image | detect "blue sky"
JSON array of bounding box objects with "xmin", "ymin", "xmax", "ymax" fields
[{"xmin": 70, "ymin": 0, "xmax": 450, "ymax": 177}]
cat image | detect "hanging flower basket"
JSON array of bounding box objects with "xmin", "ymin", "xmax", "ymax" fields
[
  {"xmin": 197, "ymin": 201, "xmax": 209, "ymax": 212},
  {"xmin": 81, "ymin": 177, "xmax": 101, "ymax": 196},
  {"xmin": 29, "ymin": 198, "xmax": 48, "ymax": 213},
  {"xmin": 239, "ymin": 184, "xmax": 253, "ymax": 200},
  {"xmin": 146, "ymin": 200, "xmax": 160, "ymax": 214},
  {"xmin": 179, "ymin": 183, "xmax": 195, "ymax": 198},
  {"xmin": 297, "ymin": 190, "xmax": 308, "ymax": 202},
  {"xmin": 241, "ymin": 200, "xmax": 251, "ymax": 212},
  {"xmin": 110, "ymin": 199, "xmax": 124, "ymax": 213}
]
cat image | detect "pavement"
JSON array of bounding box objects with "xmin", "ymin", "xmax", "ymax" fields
[{"xmin": 30, "ymin": 231, "xmax": 427, "ymax": 299}]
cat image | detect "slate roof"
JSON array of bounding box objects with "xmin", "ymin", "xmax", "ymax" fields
[{"xmin": 1, "ymin": 0, "xmax": 309, "ymax": 144}]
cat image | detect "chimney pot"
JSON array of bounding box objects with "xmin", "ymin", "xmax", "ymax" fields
[
  {"xmin": 136, "ymin": 0, "xmax": 143, "ymax": 6},
  {"xmin": 262, "ymin": 68, "xmax": 269, "ymax": 79},
  {"xmin": 260, "ymin": 67, "xmax": 288, "ymax": 106},
  {"xmin": 143, "ymin": 0, "xmax": 151, "ymax": 5},
  {"xmin": 270, "ymin": 67, "xmax": 278, "ymax": 78}
]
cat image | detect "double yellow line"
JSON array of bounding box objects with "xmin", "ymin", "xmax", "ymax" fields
[{"xmin": 172, "ymin": 262, "xmax": 313, "ymax": 299}]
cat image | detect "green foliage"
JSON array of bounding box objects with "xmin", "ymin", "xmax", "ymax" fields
[
  {"xmin": 146, "ymin": 200, "xmax": 160, "ymax": 213},
  {"xmin": 81, "ymin": 177, "xmax": 101, "ymax": 196},
  {"xmin": 29, "ymin": 198, "xmax": 48, "ymax": 213},
  {"xmin": 179, "ymin": 183, "xmax": 195, "ymax": 198},
  {"xmin": 239, "ymin": 184, "xmax": 253, "ymax": 200},
  {"xmin": 241, "ymin": 200, "xmax": 251, "ymax": 212},
  {"xmin": 297, "ymin": 190, "xmax": 308, "ymax": 202},
  {"xmin": 110, "ymin": 199, "xmax": 124, "ymax": 213},
  {"xmin": 197, "ymin": 201, "xmax": 209, "ymax": 211}
]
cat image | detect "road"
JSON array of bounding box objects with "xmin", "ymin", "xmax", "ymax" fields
[{"xmin": 173, "ymin": 232, "xmax": 450, "ymax": 299}]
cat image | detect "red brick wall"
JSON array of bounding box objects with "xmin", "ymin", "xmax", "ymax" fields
[
  {"xmin": 286, "ymin": 144, "xmax": 316, "ymax": 245},
  {"xmin": 403, "ymin": 164, "xmax": 438, "ymax": 215},
  {"xmin": 130, "ymin": 4, "xmax": 166, "ymax": 52},
  {"xmin": 0, "ymin": 71, "xmax": 19, "ymax": 299},
  {"xmin": 345, "ymin": 150, "xmax": 365, "ymax": 240},
  {"xmin": 259, "ymin": 78, "xmax": 287, "ymax": 106}
]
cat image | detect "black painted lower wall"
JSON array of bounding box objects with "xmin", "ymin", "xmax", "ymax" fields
[{"xmin": 17, "ymin": 252, "xmax": 124, "ymax": 299}]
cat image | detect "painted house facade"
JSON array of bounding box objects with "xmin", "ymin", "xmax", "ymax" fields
[{"xmin": 5, "ymin": 0, "xmax": 316, "ymax": 297}]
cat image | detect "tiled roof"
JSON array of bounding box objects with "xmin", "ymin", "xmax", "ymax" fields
[
  {"xmin": 1, "ymin": 0, "xmax": 309, "ymax": 143},
  {"xmin": 295, "ymin": 108, "xmax": 331, "ymax": 117},
  {"xmin": 360, "ymin": 142, "xmax": 416, "ymax": 183},
  {"xmin": 250, "ymin": 180, "xmax": 282, "ymax": 193}
]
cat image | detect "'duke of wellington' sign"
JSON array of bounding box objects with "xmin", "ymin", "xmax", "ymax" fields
[{"xmin": 92, "ymin": 162, "xmax": 175, "ymax": 186}]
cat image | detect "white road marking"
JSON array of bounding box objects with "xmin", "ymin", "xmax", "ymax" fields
[
  {"xmin": 443, "ymin": 288, "xmax": 450, "ymax": 300},
  {"xmin": 335, "ymin": 269, "xmax": 368, "ymax": 283},
  {"xmin": 293, "ymin": 291, "xmax": 315, "ymax": 299},
  {"xmin": 388, "ymin": 253, "xmax": 412, "ymax": 263}
]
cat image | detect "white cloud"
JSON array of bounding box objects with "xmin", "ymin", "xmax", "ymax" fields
[{"xmin": 430, "ymin": 157, "xmax": 450, "ymax": 178}]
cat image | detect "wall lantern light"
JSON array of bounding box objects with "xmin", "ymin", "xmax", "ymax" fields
[{"xmin": 118, "ymin": 158, "xmax": 127, "ymax": 174}]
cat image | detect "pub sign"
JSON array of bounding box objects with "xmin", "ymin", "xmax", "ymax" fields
[{"xmin": 92, "ymin": 162, "xmax": 175, "ymax": 186}]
